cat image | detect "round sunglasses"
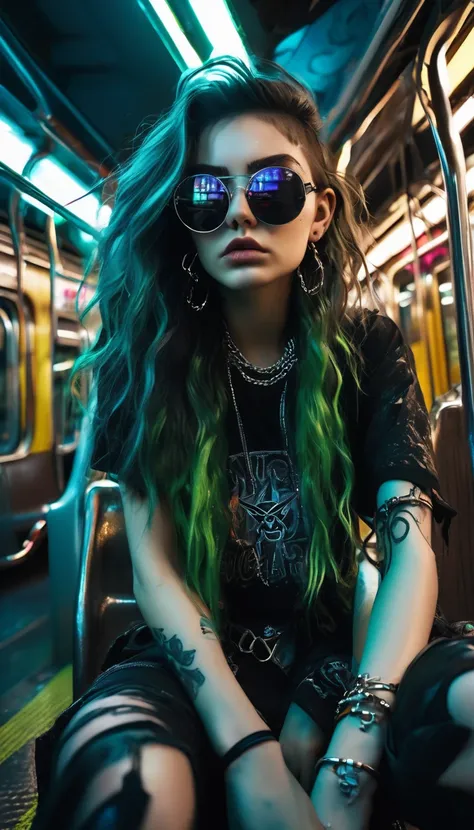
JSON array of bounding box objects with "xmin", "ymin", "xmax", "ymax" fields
[{"xmin": 173, "ymin": 165, "xmax": 318, "ymax": 233}]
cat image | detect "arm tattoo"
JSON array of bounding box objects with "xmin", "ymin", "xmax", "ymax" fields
[
  {"xmin": 150, "ymin": 616, "xmax": 218, "ymax": 700},
  {"xmin": 151, "ymin": 628, "xmax": 205, "ymax": 700},
  {"xmin": 372, "ymin": 485, "xmax": 433, "ymax": 577}
]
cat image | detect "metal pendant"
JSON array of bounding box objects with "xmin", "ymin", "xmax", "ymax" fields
[{"xmin": 335, "ymin": 763, "xmax": 361, "ymax": 803}]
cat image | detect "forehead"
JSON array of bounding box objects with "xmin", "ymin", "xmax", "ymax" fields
[{"xmin": 195, "ymin": 113, "xmax": 310, "ymax": 174}]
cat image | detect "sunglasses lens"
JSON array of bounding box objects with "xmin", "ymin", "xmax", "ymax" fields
[
  {"xmin": 174, "ymin": 174, "xmax": 228, "ymax": 231},
  {"xmin": 247, "ymin": 167, "xmax": 305, "ymax": 224}
]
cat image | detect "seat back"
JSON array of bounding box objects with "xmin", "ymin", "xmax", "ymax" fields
[
  {"xmin": 431, "ymin": 386, "xmax": 474, "ymax": 620},
  {"xmin": 73, "ymin": 480, "xmax": 143, "ymax": 699}
]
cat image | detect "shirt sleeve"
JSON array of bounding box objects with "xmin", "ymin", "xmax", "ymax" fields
[{"xmin": 354, "ymin": 313, "xmax": 455, "ymax": 536}]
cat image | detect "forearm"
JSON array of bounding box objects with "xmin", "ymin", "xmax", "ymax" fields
[
  {"xmin": 134, "ymin": 574, "xmax": 265, "ymax": 754},
  {"xmin": 358, "ymin": 484, "xmax": 438, "ymax": 684},
  {"xmin": 358, "ymin": 539, "xmax": 437, "ymax": 684},
  {"xmin": 352, "ymin": 550, "xmax": 380, "ymax": 674},
  {"xmin": 136, "ymin": 576, "xmax": 322, "ymax": 829}
]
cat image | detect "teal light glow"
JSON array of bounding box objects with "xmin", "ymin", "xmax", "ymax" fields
[
  {"xmin": 0, "ymin": 116, "xmax": 34, "ymax": 173},
  {"xmin": 189, "ymin": 0, "xmax": 249, "ymax": 65},
  {"xmin": 148, "ymin": 0, "xmax": 202, "ymax": 68}
]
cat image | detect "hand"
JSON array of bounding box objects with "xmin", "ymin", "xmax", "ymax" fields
[{"xmin": 279, "ymin": 702, "xmax": 326, "ymax": 793}]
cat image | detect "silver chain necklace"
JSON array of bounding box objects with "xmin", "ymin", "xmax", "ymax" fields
[{"xmin": 224, "ymin": 329, "xmax": 300, "ymax": 497}]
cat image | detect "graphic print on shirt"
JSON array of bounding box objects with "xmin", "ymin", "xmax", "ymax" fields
[{"xmin": 221, "ymin": 448, "xmax": 309, "ymax": 589}]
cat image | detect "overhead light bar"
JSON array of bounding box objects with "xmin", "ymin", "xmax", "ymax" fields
[
  {"xmin": 0, "ymin": 116, "xmax": 34, "ymax": 173},
  {"xmin": 452, "ymin": 96, "xmax": 474, "ymax": 133},
  {"xmin": 188, "ymin": 0, "xmax": 249, "ymax": 65},
  {"xmin": 29, "ymin": 157, "xmax": 109, "ymax": 229},
  {"xmin": 0, "ymin": 115, "xmax": 109, "ymax": 230},
  {"xmin": 143, "ymin": 0, "xmax": 249, "ymax": 70},
  {"xmin": 145, "ymin": 0, "xmax": 201, "ymax": 68},
  {"xmin": 361, "ymin": 165, "xmax": 474, "ymax": 275}
]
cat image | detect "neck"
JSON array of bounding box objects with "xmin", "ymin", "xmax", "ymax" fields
[{"xmin": 221, "ymin": 275, "xmax": 293, "ymax": 368}]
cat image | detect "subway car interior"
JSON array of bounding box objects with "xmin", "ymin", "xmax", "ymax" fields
[{"xmin": 0, "ymin": 1, "xmax": 473, "ymax": 828}]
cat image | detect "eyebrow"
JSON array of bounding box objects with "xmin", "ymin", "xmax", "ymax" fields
[{"xmin": 189, "ymin": 153, "xmax": 305, "ymax": 176}]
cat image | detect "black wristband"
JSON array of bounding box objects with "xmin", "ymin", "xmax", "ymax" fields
[{"xmin": 221, "ymin": 730, "xmax": 277, "ymax": 772}]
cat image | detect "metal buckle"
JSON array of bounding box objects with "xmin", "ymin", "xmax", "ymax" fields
[{"xmin": 237, "ymin": 628, "xmax": 278, "ymax": 663}]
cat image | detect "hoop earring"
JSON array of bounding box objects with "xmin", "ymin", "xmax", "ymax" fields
[
  {"xmin": 182, "ymin": 251, "xmax": 208, "ymax": 311},
  {"xmin": 297, "ymin": 242, "xmax": 325, "ymax": 295}
]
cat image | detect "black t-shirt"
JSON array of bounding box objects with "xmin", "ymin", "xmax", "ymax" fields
[{"xmin": 90, "ymin": 312, "xmax": 453, "ymax": 636}]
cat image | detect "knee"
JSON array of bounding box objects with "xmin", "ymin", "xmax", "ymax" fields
[
  {"xmin": 55, "ymin": 692, "xmax": 169, "ymax": 777},
  {"xmin": 50, "ymin": 692, "xmax": 197, "ymax": 830},
  {"xmin": 447, "ymin": 670, "xmax": 474, "ymax": 729}
]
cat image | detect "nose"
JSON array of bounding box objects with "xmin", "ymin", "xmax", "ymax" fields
[{"xmin": 225, "ymin": 185, "xmax": 258, "ymax": 229}]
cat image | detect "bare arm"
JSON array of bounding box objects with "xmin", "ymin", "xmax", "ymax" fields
[
  {"xmin": 121, "ymin": 485, "xmax": 322, "ymax": 830},
  {"xmin": 311, "ymin": 480, "xmax": 437, "ymax": 828}
]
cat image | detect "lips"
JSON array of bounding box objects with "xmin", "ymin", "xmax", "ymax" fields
[{"xmin": 222, "ymin": 238, "xmax": 267, "ymax": 256}]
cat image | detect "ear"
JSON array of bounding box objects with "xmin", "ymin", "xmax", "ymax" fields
[{"xmin": 308, "ymin": 188, "xmax": 337, "ymax": 243}]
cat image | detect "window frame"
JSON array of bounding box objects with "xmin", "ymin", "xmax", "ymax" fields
[{"xmin": 0, "ymin": 295, "xmax": 21, "ymax": 457}]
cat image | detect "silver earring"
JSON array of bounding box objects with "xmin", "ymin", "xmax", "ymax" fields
[
  {"xmin": 182, "ymin": 251, "xmax": 208, "ymax": 311},
  {"xmin": 297, "ymin": 242, "xmax": 325, "ymax": 295}
]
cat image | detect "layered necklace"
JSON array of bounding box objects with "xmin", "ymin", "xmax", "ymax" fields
[{"xmin": 224, "ymin": 324, "xmax": 300, "ymax": 496}]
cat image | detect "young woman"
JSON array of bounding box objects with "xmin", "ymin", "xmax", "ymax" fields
[{"xmin": 33, "ymin": 56, "xmax": 474, "ymax": 830}]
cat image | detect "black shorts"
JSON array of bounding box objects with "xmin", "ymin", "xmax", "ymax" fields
[{"xmin": 33, "ymin": 630, "xmax": 474, "ymax": 830}]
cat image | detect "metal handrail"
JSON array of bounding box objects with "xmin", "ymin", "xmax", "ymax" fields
[
  {"xmin": 324, "ymin": 0, "xmax": 425, "ymax": 149},
  {"xmin": 415, "ymin": 3, "xmax": 474, "ymax": 476},
  {"xmin": 0, "ymin": 164, "xmax": 101, "ymax": 239},
  {"xmin": 0, "ymin": 20, "xmax": 113, "ymax": 169}
]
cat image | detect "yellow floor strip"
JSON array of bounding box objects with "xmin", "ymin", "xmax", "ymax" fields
[
  {"xmin": 13, "ymin": 798, "xmax": 38, "ymax": 830},
  {"xmin": 0, "ymin": 664, "xmax": 73, "ymax": 765}
]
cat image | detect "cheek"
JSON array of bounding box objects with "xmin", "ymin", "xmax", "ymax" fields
[
  {"xmin": 192, "ymin": 233, "xmax": 222, "ymax": 269},
  {"xmin": 272, "ymin": 221, "xmax": 310, "ymax": 262}
]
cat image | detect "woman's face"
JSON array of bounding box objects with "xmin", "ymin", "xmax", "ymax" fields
[{"xmin": 188, "ymin": 113, "xmax": 336, "ymax": 293}]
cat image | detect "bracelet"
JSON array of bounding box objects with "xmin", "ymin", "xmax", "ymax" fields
[
  {"xmin": 221, "ymin": 730, "xmax": 277, "ymax": 771},
  {"xmin": 336, "ymin": 690, "xmax": 392, "ymax": 720},
  {"xmin": 335, "ymin": 698, "xmax": 391, "ymax": 731},
  {"xmin": 314, "ymin": 756, "xmax": 379, "ymax": 804},
  {"xmin": 352, "ymin": 673, "xmax": 398, "ymax": 695}
]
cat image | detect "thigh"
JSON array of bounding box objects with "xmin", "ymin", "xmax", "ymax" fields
[{"xmin": 384, "ymin": 637, "xmax": 474, "ymax": 829}]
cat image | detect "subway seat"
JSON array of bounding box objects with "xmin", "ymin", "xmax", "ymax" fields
[{"xmin": 73, "ymin": 479, "xmax": 143, "ymax": 699}]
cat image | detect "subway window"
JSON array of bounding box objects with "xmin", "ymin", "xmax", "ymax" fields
[
  {"xmin": 53, "ymin": 339, "xmax": 82, "ymax": 449},
  {"xmin": 0, "ymin": 299, "xmax": 21, "ymax": 455}
]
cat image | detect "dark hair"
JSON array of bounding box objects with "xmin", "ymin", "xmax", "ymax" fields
[{"xmin": 73, "ymin": 55, "xmax": 371, "ymax": 632}]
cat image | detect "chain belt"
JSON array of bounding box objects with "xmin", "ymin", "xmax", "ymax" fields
[{"xmin": 226, "ymin": 622, "xmax": 283, "ymax": 663}]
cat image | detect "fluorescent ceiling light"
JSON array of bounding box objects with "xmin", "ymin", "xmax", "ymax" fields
[
  {"xmin": 399, "ymin": 298, "xmax": 412, "ymax": 307},
  {"xmin": 29, "ymin": 157, "xmax": 108, "ymax": 230},
  {"xmin": 441, "ymin": 295, "xmax": 454, "ymax": 305},
  {"xmin": 1, "ymin": 116, "xmax": 110, "ymax": 230},
  {"xmin": 147, "ymin": 0, "xmax": 201, "ymax": 68},
  {"xmin": 398, "ymin": 290, "xmax": 413, "ymax": 302},
  {"xmin": 189, "ymin": 0, "xmax": 248, "ymax": 65},
  {"xmin": 0, "ymin": 116, "xmax": 34, "ymax": 173},
  {"xmin": 439, "ymin": 281, "xmax": 452, "ymax": 293},
  {"xmin": 364, "ymin": 165, "xmax": 474, "ymax": 271},
  {"xmin": 453, "ymin": 96, "xmax": 474, "ymax": 132},
  {"xmin": 412, "ymin": 29, "xmax": 474, "ymax": 126}
]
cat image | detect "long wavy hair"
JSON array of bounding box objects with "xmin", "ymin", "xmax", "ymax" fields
[{"xmin": 73, "ymin": 55, "xmax": 371, "ymax": 634}]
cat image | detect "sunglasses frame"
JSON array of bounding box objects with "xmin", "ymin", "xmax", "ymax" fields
[{"xmin": 173, "ymin": 165, "xmax": 318, "ymax": 233}]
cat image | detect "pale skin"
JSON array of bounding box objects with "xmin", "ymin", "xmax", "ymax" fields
[
  {"xmin": 191, "ymin": 113, "xmax": 474, "ymax": 826},
  {"xmin": 59, "ymin": 114, "xmax": 472, "ymax": 829}
]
